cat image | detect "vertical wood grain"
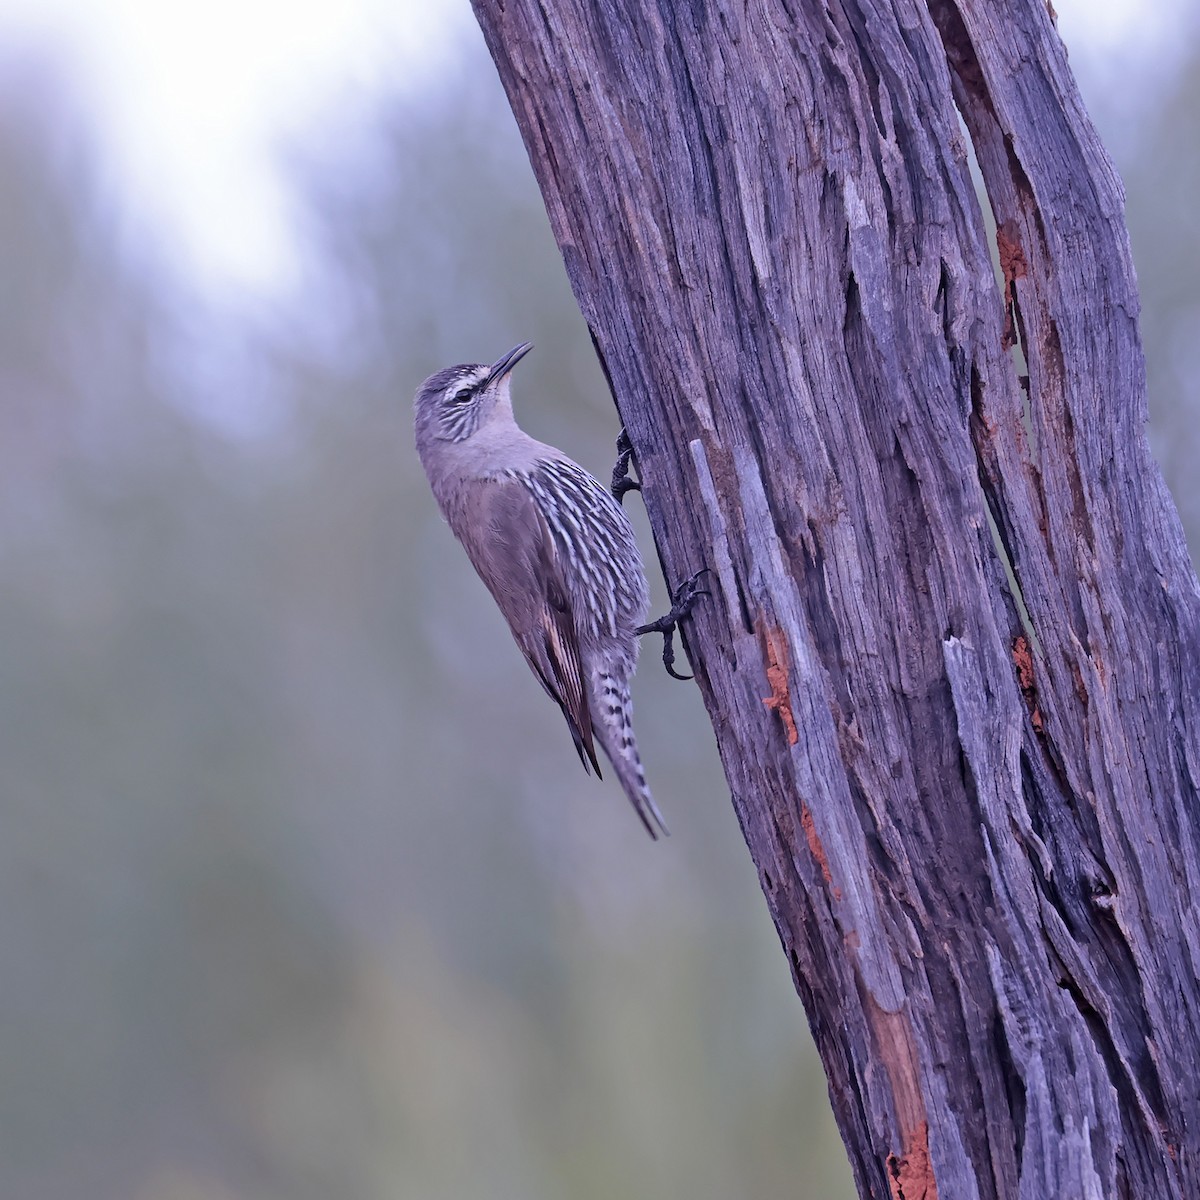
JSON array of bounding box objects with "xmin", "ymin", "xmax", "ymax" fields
[{"xmin": 470, "ymin": 2, "xmax": 1200, "ymax": 1195}]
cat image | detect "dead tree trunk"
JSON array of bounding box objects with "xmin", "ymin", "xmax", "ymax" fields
[{"xmin": 470, "ymin": 2, "xmax": 1200, "ymax": 1196}]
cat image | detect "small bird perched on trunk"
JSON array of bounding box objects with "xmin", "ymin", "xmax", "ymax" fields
[{"xmin": 414, "ymin": 343, "xmax": 702, "ymax": 838}]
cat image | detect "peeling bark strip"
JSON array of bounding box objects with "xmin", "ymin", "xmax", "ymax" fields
[{"xmin": 472, "ymin": 2, "xmax": 1200, "ymax": 1197}]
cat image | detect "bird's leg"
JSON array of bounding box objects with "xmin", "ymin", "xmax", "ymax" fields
[
  {"xmin": 636, "ymin": 569, "xmax": 711, "ymax": 681},
  {"xmin": 611, "ymin": 427, "xmax": 642, "ymax": 504}
]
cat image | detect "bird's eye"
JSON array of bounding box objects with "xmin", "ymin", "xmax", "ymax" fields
[{"xmin": 448, "ymin": 387, "xmax": 473, "ymax": 406}]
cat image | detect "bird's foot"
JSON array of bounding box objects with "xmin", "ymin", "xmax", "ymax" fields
[
  {"xmin": 611, "ymin": 427, "xmax": 642, "ymax": 504},
  {"xmin": 636, "ymin": 569, "xmax": 711, "ymax": 681}
]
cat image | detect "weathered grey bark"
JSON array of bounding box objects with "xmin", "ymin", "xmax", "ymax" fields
[{"xmin": 470, "ymin": 2, "xmax": 1200, "ymax": 1196}]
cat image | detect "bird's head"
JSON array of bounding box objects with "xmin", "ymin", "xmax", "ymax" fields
[{"xmin": 413, "ymin": 341, "xmax": 533, "ymax": 446}]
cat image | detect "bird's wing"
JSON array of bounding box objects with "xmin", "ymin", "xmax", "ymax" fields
[{"xmin": 458, "ymin": 474, "xmax": 602, "ymax": 778}]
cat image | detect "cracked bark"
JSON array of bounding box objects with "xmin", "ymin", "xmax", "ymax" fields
[{"xmin": 470, "ymin": 2, "xmax": 1200, "ymax": 1196}]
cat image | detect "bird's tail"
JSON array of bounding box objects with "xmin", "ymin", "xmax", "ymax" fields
[
  {"xmin": 595, "ymin": 673, "xmax": 670, "ymax": 839},
  {"xmin": 621, "ymin": 764, "xmax": 670, "ymax": 840}
]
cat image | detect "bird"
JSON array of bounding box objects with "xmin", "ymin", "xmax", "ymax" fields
[{"xmin": 413, "ymin": 342, "xmax": 671, "ymax": 838}]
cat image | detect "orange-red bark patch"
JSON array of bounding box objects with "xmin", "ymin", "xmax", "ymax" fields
[
  {"xmin": 800, "ymin": 805, "xmax": 834, "ymax": 889},
  {"xmin": 997, "ymin": 221, "xmax": 1028, "ymax": 352},
  {"xmin": 887, "ymin": 1121, "xmax": 936, "ymax": 1200},
  {"xmin": 1012, "ymin": 633, "xmax": 1044, "ymax": 733},
  {"xmin": 762, "ymin": 625, "xmax": 799, "ymax": 744},
  {"xmin": 867, "ymin": 1001, "xmax": 938, "ymax": 1200}
]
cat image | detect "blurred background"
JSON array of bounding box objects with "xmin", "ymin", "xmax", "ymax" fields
[{"xmin": 0, "ymin": 2, "xmax": 1196, "ymax": 1198}]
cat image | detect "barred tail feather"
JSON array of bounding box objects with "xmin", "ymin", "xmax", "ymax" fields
[
  {"xmin": 617, "ymin": 763, "xmax": 670, "ymax": 840},
  {"xmin": 594, "ymin": 672, "xmax": 669, "ymax": 839}
]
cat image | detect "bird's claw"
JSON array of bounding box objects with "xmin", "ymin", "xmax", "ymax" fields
[
  {"xmin": 636, "ymin": 569, "xmax": 711, "ymax": 681},
  {"xmin": 611, "ymin": 427, "xmax": 642, "ymax": 504}
]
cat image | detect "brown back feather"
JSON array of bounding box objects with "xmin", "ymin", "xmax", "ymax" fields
[{"xmin": 453, "ymin": 476, "xmax": 601, "ymax": 777}]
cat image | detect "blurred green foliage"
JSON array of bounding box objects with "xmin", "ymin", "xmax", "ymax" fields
[
  {"xmin": 0, "ymin": 39, "xmax": 846, "ymax": 1200},
  {"xmin": 0, "ymin": 21, "xmax": 1196, "ymax": 1200}
]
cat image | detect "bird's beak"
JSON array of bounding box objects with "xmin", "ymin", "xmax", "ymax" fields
[{"xmin": 487, "ymin": 341, "xmax": 534, "ymax": 385}]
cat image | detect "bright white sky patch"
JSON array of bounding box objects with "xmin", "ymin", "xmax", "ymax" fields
[
  {"xmin": 0, "ymin": 0, "xmax": 1189, "ymax": 300},
  {"xmin": 0, "ymin": 0, "xmax": 475, "ymax": 296},
  {"xmin": 1055, "ymin": 0, "xmax": 1198, "ymax": 101}
]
